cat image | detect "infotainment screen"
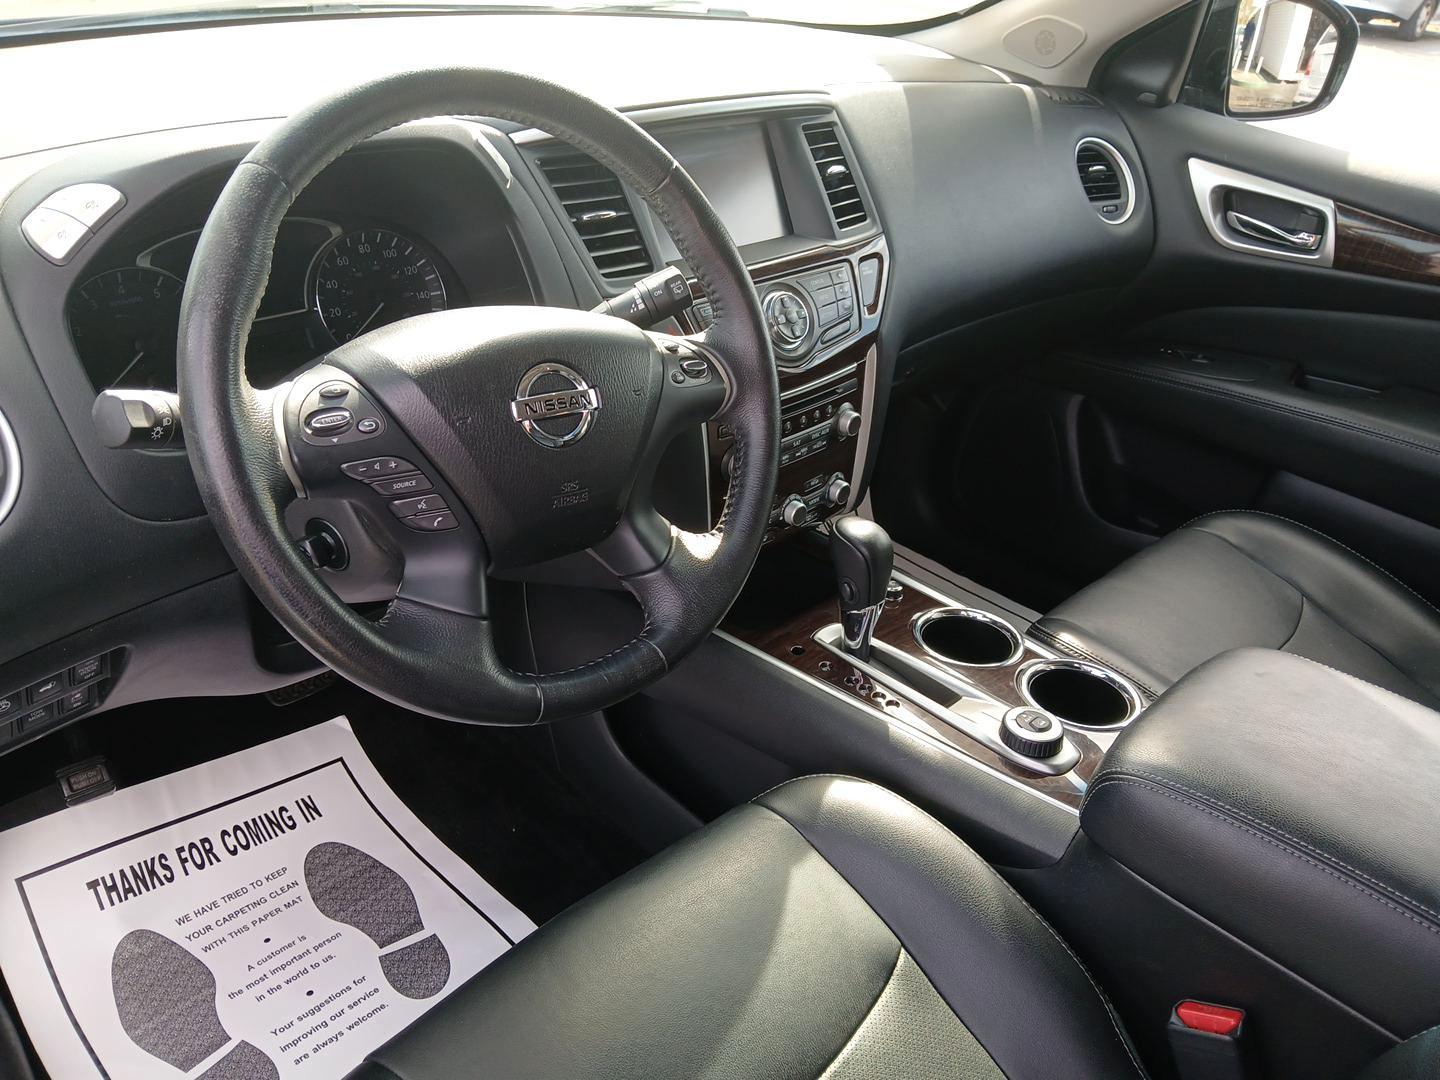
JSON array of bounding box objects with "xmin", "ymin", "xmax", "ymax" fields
[{"xmin": 652, "ymin": 124, "xmax": 790, "ymax": 258}]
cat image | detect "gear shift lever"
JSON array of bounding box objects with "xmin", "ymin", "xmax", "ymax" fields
[{"xmin": 830, "ymin": 515, "xmax": 894, "ymax": 662}]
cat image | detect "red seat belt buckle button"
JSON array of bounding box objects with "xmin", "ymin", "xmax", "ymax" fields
[
  {"xmin": 1176, "ymin": 1000, "xmax": 1245, "ymax": 1036},
  {"xmin": 1168, "ymin": 1000, "xmax": 1252, "ymax": 1080}
]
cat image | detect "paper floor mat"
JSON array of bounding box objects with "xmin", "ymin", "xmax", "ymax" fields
[{"xmin": 0, "ymin": 717, "xmax": 535, "ymax": 1079}]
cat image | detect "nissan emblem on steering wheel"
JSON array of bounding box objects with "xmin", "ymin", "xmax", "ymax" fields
[{"xmin": 508, "ymin": 362, "xmax": 603, "ymax": 449}]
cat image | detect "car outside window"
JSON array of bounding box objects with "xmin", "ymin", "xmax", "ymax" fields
[{"xmin": 1256, "ymin": 3, "xmax": 1440, "ymax": 178}]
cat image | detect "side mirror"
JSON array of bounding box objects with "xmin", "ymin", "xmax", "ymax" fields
[{"xmin": 1185, "ymin": 0, "xmax": 1359, "ymax": 119}]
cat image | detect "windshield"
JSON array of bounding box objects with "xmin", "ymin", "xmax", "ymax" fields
[{"xmin": 0, "ymin": 0, "xmax": 973, "ymax": 36}]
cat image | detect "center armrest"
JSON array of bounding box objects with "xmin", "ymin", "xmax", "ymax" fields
[{"xmin": 1080, "ymin": 647, "xmax": 1440, "ymax": 1038}]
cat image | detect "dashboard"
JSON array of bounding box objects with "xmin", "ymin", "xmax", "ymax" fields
[{"xmin": 0, "ymin": 9, "xmax": 1154, "ymax": 751}]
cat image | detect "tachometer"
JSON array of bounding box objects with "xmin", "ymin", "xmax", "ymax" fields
[
  {"xmin": 66, "ymin": 267, "xmax": 184, "ymax": 391},
  {"xmin": 311, "ymin": 228, "xmax": 447, "ymax": 344}
]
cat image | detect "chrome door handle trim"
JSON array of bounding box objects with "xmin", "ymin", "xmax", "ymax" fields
[
  {"xmin": 1224, "ymin": 210, "xmax": 1323, "ymax": 252},
  {"xmin": 1188, "ymin": 159, "xmax": 1335, "ymax": 267}
]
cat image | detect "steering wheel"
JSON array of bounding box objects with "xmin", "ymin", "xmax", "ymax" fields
[{"xmin": 178, "ymin": 69, "xmax": 778, "ymax": 725}]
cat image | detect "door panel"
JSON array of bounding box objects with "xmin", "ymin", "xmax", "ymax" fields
[{"xmin": 1001, "ymin": 94, "xmax": 1440, "ymax": 606}]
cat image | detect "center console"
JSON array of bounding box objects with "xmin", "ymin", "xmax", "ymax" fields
[{"xmin": 730, "ymin": 520, "xmax": 1147, "ymax": 812}]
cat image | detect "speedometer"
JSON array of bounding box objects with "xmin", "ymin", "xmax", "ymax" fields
[{"xmin": 311, "ymin": 228, "xmax": 447, "ymax": 344}]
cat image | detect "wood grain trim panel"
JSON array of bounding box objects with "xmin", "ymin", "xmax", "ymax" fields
[{"xmin": 1334, "ymin": 204, "xmax": 1440, "ymax": 287}]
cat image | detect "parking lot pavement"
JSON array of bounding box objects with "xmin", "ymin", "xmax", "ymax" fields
[{"xmin": 1261, "ymin": 20, "xmax": 1440, "ymax": 179}]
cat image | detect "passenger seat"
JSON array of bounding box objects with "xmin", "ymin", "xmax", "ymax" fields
[{"xmin": 1031, "ymin": 512, "xmax": 1440, "ymax": 708}]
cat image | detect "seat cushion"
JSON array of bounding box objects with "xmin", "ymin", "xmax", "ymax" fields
[
  {"xmin": 347, "ymin": 776, "xmax": 1145, "ymax": 1080},
  {"xmin": 1033, "ymin": 511, "xmax": 1440, "ymax": 706}
]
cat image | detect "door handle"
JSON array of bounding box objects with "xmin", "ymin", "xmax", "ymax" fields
[{"xmin": 1224, "ymin": 210, "xmax": 1323, "ymax": 252}]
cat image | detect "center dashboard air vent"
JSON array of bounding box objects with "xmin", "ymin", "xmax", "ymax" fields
[
  {"xmin": 1075, "ymin": 138, "xmax": 1135, "ymax": 225},
  {"xmin": 802, "ymin": 122, "xmax": 869, "ymax": 231},
  {"xmin": 535, "ymin": 152, "xmax": 654, "ymax": 281}
]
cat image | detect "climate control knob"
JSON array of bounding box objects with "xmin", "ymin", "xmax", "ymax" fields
[
  {"xmin": 834, "ymin": 403, "xmax": 861, "ymax": 440},
  {"xmin": 824, "ymin": 475, "xmax": 851, "ymax": 507},
  {"xmin": 781, "ymin": 496, "xmax": 810, "ymax": 528}
]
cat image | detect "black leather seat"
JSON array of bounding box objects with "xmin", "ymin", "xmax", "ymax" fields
[
  {"xmin": 349, "ymin": 775, "xmax": 1146, "ymax": 1079},
  {"xmin": 1033, "ymin": 512, "xmax": 1440, "ymax": 707}
]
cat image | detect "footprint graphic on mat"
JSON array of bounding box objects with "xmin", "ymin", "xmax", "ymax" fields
[
  {"xmin": 111, "ymin": 929, "xmax": 279, "ymax": 1079},
  {"xmin": 304, "ymin": 841, "xmax": 451, "ymax": 999}
]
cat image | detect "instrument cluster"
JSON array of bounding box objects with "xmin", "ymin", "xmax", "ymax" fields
[{"xmin": 66, "ymin": 217, "xmax": 457, "ymax": 392}]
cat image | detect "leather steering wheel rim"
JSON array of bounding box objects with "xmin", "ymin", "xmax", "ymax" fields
[{"xmin": 178, "ymin": 68, "xmax": 778, "ymax": 725}]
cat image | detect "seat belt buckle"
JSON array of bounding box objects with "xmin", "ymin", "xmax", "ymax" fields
[{"xmin": 1168, "ymin": 1000, "xmax": 1254, "ymax": 1080}]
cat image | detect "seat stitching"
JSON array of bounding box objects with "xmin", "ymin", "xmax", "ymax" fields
[
  {"xmin": 1028, "ymin": 624, "xmax": 1161, "ymax": 699},
  {"xmin": 1180, "ymin": 510, "xmax": 1440, "ymax": 621},
  {"xmin": 1086, "ymin": 776, "xmax": 1440, "ymax": 935},
  {"xmin": 751, "ymin": 773, "xmax": 861, "ymax": 804},
  {"xmin": 755, "ymin": 781, "xmax": 1148, "ymax": 1079},
  {"xmin": 1283, "ymin": 651, "xmax": 1439, "ymax": 707},
  {"xmin": 1089, "ymin": 767, "xmax": 1440, "ymax": 920},
  {"xmin": 1182, "ymin": 526, "xmax": 1425, "ymax": 687}
]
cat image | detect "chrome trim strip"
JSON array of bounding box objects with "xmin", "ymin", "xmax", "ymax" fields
[
  {"xmin": 271, "ymin": 381, "xmax": 306, "ymax": 499},
  {"xmin": 715, "ymin": 628, "xmax": 1080, "ymax": 816},
  {"xmin": 912, "ymin": 606, "xmax": 1025, "ymax": 669},
  {"xmin": 1076, "ymin": 137, "xmax": 1137, "ymax": 227},
  {"xmin": 847, "ymin": 345, "xmax": 877, "ymax": 514},
  {"xmin": 1188, "ymin": 158, "xmax": 1336, "ymax": 266},
  {"xmin": 0, "ymin": 407, "xmax": 20, "ymax": 527},
  {"xmin": 1016, "ymin": 658, "xmax": 1144, "ymax": 731},
  {"xmin": 811, "ymin": 623, "xmax": 1081, "ymax": 778},
  {"xmin": 780, "ymin": 362, "xmax": 860, "ymax": 403}
]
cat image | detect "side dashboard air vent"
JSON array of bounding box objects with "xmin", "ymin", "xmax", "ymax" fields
[
  {"xmin": 535, "ymin": 152, "xmax": 653, "ymax": 280},
  {"xmin": 1075, "ymin": 138, "xmax": 1135, "ymax": 225},
  {"xmin": 802, "ymin": 122, "xmax": 869, "ymax": 230}
]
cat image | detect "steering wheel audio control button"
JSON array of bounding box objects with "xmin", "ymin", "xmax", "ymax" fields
[
  {"xmin": 403, "ymin": 511, "xmax": 458, "ymax": 532},
  {"xmin": 341, "ymin": 457, "xmax": 417, "ymax": 479},
  {"xmin": 389, "ymin": 494, "xmax": 449, "ymax": 519},
  {"xmin": 369, "ymin": 473, "xmax": 433, "ymax": 497},
  {"xmin": 305, "ymin": 407, "xmax": 353, "ymax": 435}
]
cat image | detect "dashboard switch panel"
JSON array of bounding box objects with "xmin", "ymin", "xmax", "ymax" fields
[
  {"xmin": 41, "ymin": 183, "xmax": 125, "ymax": 230},
  {"xmin": 0, "ymin": 649, "xmax": 117, "ymax": 753},
  {"xmin": 21, "ymin": 206, "xmax": 91, "ymax": 265}
]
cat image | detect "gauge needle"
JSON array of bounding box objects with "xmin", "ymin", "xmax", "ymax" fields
[
  {"xmin": 107, "ymin": 348, "xmax": 146, "ymax": 390},
  {"xmin": 355, "ymin": 302, "xmax": 385, "ymax": 336}
]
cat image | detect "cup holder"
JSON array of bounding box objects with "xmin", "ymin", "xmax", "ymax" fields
[
  {"xmin": 1017, "ymin": 659, "xmax": 1142, "ymax": 729},
  {"xmin": 912, "ymin": 608, "xmax": 1024, "ymax": 668}
]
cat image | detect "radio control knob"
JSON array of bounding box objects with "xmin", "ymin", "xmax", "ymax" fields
[
  {"xmin": 834, "ymin": 403, "xmax": 861, "ymax": 440},
  {"xmin": 824, "ymin": 476, "xmax": 851, "ymax": 507},
  {"xmin": 781, "ymin": 496, "xmax": 810, "ymax": 528}
]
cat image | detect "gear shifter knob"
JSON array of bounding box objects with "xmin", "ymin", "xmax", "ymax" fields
[{"xmin": 830, "ymin": 515, "xmax": 894, "ymax": 661}]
